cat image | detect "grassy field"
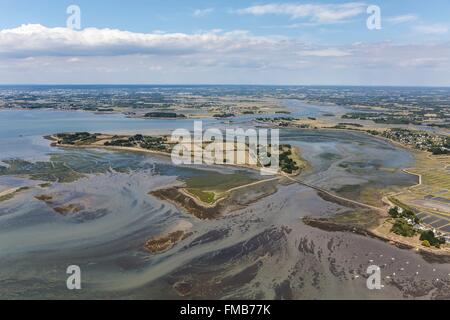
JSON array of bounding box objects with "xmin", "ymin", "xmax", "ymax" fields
[
  {"xmin": 389, "ymin": 153, "xmax": 450, "ymax": 234},
  {"xmin": 181, "ymin": 170, "xmax": 258, "ymax": 205},
  {"xmin": 185, "ymin": 189, "xmax": 216, "ymax": 204},
  {"xmin": 407, "ymin": 154, "xmax": 450, "ymax": 198},
  {"xmin": 183, "ymin": 171, "xmax": 257, "ymax": 191}
]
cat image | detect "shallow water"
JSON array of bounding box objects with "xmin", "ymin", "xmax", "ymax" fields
[
  {"xmin": 282, "ymin": 129, "xmax": 418, "ymax": 196},
  {"xmin": 0, "ymin": 109, "xmax": 216, "ymax": 161},
  {"xmin": 0, "ymin": 108, "xmax": 449, "ymax": 299}
]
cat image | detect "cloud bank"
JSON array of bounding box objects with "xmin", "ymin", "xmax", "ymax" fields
[
  {"xmin": 0, "ymin": 24, "xmax": 280, "ymax": 58},
  {"xmin": 0, "ymin": 24, "xmax": 449, "ymax": 85}
]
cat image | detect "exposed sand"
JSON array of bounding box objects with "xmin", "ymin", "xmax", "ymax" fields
[{"xmin": 0, "ymin": 187, "xmax": 20, "ymax": 198}]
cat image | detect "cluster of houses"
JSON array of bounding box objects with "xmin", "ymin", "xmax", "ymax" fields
[
  {"xmin": 382, "ymin": 129, "xmax": 449, "ymax": 153},
  {"xmin": 394, "ymin": 206, "xmax": 450, "ymax": 244}
]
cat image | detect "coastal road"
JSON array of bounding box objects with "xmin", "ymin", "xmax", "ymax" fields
[{"xmin": 282, "ymin": 174, "xmax": 386, "ymax": 213}]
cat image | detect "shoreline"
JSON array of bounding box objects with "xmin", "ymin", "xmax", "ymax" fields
[
  {"xmin": 47, "ymin": 134, "xmax": 296, "ymax": 216},
  {"xmin": 270, "ymin": 124, "xmax": 450, "ymax": 257},
  {"xmin": 303, "ymin": 217, "xmax": 450, "ymax": 263},
  {"xmin": 48, "ymin": 138, "xmax": 300, "ymax": 178},
  {"xmin": 0, "ymin": 186, "xmax": 30, "ymax": 202},
  {"xmin": 0, "ymin": 187, "xmax": 20, "ymax": 198},
  {"xmin": 1, "ymin": 100, "xmax": 289, "ymax": 121},
  {"xmin": 46, "ymin": 129, "xmax": 449, "ymax": 257},
  {"xmin": 47, "ymin": 132, "xmax": 306, "ymax": 206},
  {"xmin": 300, "ymin": 132, "xmax": 450, "ymax": 257},
  {"xmin": 150, "ymin": 177, "xmax": 280, "ymax": 220}
]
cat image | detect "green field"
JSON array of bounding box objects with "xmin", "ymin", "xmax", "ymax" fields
[
  {"xmin": 182, "ymin": 171, "xmax": 257, "ymax": 192},
  {"xmin": 185, "ymin": 189, "xmax": 216, "ymax": 204}
]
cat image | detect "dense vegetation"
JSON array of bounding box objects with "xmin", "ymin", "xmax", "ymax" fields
[
  {"xmin": 389, "ymin": 206, "xmax": 420, "ymax": 237},
  {"xmin": 420, "ymin": 230, "xmax": 446, "ymax": 248},
  {"xmin": 390, "ymin": 218, "xmax": 417, "ymax": 237},
  {"xmin": 144, "ymin": 112, "xmax": 185, "ymax": 118},
  {"xmin": 105, "ymin": 134, "xmax": 170, "ymax": 152},
  {"xmin": 389, "ymin": 206, "xmax": 420, "ymax": 224},
  {"xmin": 279, "ymin": 144, "xmax": 300, "ymax": 174},
  {"xmin": 388, "ymin": 206, "xmax": 448, "ymax": 248},
  {"xmin": 56, "ymin": 132, "xmax": 98, "ymax": 145},
  {"xmin": 213, "ymin": 113, "xmax": 235, "ymax": 118},
  {"xmin": 338, "ymin": 123, "xmax": 364, "ymax": 128}
]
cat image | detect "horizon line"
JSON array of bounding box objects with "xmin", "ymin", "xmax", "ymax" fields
[{"xmin": 1, "ymin": 83, "xmax": 450, "ymax": 88}]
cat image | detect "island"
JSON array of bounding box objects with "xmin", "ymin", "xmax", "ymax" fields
[{"xmin": 47, "ymin": 132, "xmax": 306, "ymax": 220}]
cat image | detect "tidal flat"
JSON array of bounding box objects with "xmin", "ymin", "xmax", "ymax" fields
[{"xmin": 0, "ymin": 108, "xmax": 449, "ymax": 299}]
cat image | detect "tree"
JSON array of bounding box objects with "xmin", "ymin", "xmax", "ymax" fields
[
  {"xmin": 420, "ymin": 230, "xmax": 446, "ymax": 248},
  {"xmin": 403, "ymin": 209, "xmax": 420, "ymax": 224},
  {"xmin": 391, "ymin": 219, "xmax": 416, "ymax": 237},
  {"xmin": 388, "ymin": 207, "xmax": 399, "ymax": 218}
]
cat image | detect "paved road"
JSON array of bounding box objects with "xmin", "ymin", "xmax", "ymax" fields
[{"xmin": 282, "ymin": 174, "xmax": 385, "ymax": 213}]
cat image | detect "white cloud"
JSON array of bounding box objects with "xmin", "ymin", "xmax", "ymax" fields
[
  {"xmin": 413, "ymin": 24, "xmax": 448, "ymax": 35},
  {"xmin": 298, "ymin": 48, "xmax": 351, "ymax": 57},
  {"xmin": 193, "ymin": 8, "xmax": 214, "ymax": 17},
  {"xmin": 398, "ymin": 57, "xmax": 448, "ymax": 68},
  {"xmin": 0, "ymin": 24, "xmax": 450, "ymax": 85},
  {"xmin": 0, "ymin": 24, "xmax": 277, "ymax": 58},
  {"xmin": 67, "ymin": 57, "xmax": 81, "ymax": 63},
  {"xmin": 387, "ymin": 14, "xmax": 418, "ymax": 25},
  {"xmin": 236, "ymin": 2, "xmax": 366, "ymax": 24}
]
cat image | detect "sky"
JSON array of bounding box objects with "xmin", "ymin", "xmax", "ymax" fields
[{"xmin": 0, "ymin": 0, "xmax": 449, "ymax": 85}]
